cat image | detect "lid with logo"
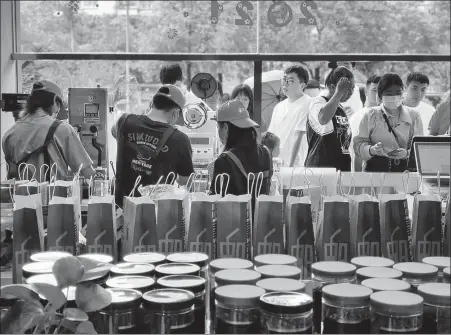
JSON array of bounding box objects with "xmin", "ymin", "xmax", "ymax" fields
[
  {"xmin": 215, "ymin": 269, "xmax": 261, "ymax": 287},
  {"xmin": 155, "ymin": 263, "xmax": 200, "ymax": 278},
  {"xmin": 417, "ymin": 283, "xmax": 450, "ymax": 307},
  {"xmin": 106, "ymin": 275, "xmax": 155, "ymax": 291},
  {"xmin": 157, "ymin": 275, "xmax": 206, "ymax": 294},
  {"xmin": 123, "ymin": 252, "xmax": 166, "ymax": 266},
  {"xmin": 351, "ymin": 256, "xmax": 395, "ymax": 269},
  {"xmin": 370, "ymin": 291, "xmax": 423, "ymax": 316},
  {"xmin": 215, "ymin": 285, "xmax": 265, "ymax": 308},
  {"xmin": 210, "ymin": 258, "xmax": 254, "ymax": 274},
  {"xmin": 311, "ymin": 261, "xmax": 357, "ymax": 280},
  {"xmin": 393, "ymin": 262, "xmax": 438, "ymax": 280},
  {"xmin": 110, "ymin": 262, "xmax": 155, "ymax": 277},
  {"xmin": 254, "ymin": 254, "xmax": 297, "ymax": 267},
  {"xmin": 323, "ymin": 284, "xmax": 373, "ymax": 308},
  {"xmin": 143, "ymin": 288, "xmax": 195, "ymax": 312},
  {"xmin": 22, "ymin": 261, "xmax": 54, "ymax": 278},
  {"xmin": 30, "ymin": 251, "xmax": 72, "ymax": 263},
  {"xmin": 166, "ymin": 252, "xmax": 209, "ymax": 268},
  {"xmin": 361, "ymin": 278, "xmax": 411, "ymax": 292},
  {"xmin": 78, "ymin": 253, "xmax": 114, "ymax": 264},
  {"xmin": 357, "ymin": 267, "xmax": 403, "ymax": 281},
  {"xmin": 256, "ymin": 278, "xmax": 305, "ymax": 293},
  {"xmin": 422, "ymin": 257, "xmax": 451, "ymax": 271},
  {"xmin": 105, "ymin": 288, "xmax": 142, "ymax": 310},
  {"xmin": 260, "ymin": 292, "xmax": 313, "ymax": 314},
  {"xmin": 256, "ymin": 265, "xmax": 301, "ymax": 280}
]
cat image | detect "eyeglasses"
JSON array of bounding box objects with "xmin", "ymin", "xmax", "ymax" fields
[{"xmin": 281, "ymin": 77, "xmax": 301, "ymax": 85}]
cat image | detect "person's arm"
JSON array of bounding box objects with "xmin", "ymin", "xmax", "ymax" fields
[
  {"xmin": 266, "ymin": 104, "xmax": 279, "ymax": 134},
  {"xmin": 176, "ymin": 134, "xmax": 195, "ymax": 186},
  {"xmin": 353, "ymin": 111, "xmax": 381, "ymax": 161},
  {"xmin": 428, "ymin": 102, "xmax": 446, "ymax": 136},
  {"xmin": 318, "ymin": 78, "xmax": 351, "ymax": 125},
  {"xmin": 289, "ymin": 108, "xmax": 308, "ymax": 167}
]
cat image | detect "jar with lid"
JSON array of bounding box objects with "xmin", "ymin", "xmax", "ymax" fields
[
  {"xmin": 78, "ymin": 253, "xmax": 114, "ymax": 264},
  {"xmin": 393, "ymin": 262, "xmax": 438, "ymax": 292},
  {"xmin": 209, "ymin": 258, "xmax": 254, "ymax": 332},
  {"xmin": 256, "ymin": 265, "xmax": 302, "ymax": 280},
  {"xmin": 311, "ymin": 261, "xmax": 357, "ymax": 333},
  {"xmin": 422, "ymin": 257, "xmax": 451, "ymax": 282},
  {"xmin": 350, "ymin": 256, "xmax": 394, "ymax": 269},
  {"xmin": 155, "ymin": 263, "xmax": 200, "ymax": 279},
  {"xmin": 106, "ymin": 275, "xmax": 155, "ymax": 293},
  {"xmin": 123, "ymin": 252, "xmax": 166, "ymax": 266},
  {"xmin": 370, "ymin": 291, "xmax": 423, "ymax": 334},
  {"xmin": 257, "ymin": 278, "xmax": 305, "ymax": 293},
  {"xmin": 260, "ymin": 291, "xmax": 313, "ymax": 334},
  {"xmin": 157, "ymin": 275, "xmax": 206, "ymax": 334},
  {"xmin": 22, "ymin": 261, "xmax": 54, "ymax": 282},
  {"xmin": 254, "ymin": 254, "xmax": 297, "ymax": 267},
  {"xmin": 361, "ymin": 278, "xmax": 411, "ymax": 292},
  {"xmin": 322, "ymin": 283, "xmax": 372, "ymax": 334},
  {"xmin": 417, "ymin": 283, "xmax": 451, "ymax": 334},
  {"xmin": 110, "ymin": 262, "xmax": 155, "ymax": 278},
  {"xmin": 30, "ymin": 251, "xmax": 72, "ymax": 263},
  {"xmin": 91, "ymin": 288, "xmax": 143, "ymax": 334},
  {"xmin": 166, "ymin": 252, "xmax": 209, "ymax": 279},
  {"xmin": 443, "ymin": 267, "xmax": 450, "ymax": 283},
  {"xmin": 356, "ymin": 266, "xmax": 403, "ymax": 283},
  {"xmin": 215, "ymin": 284, "xmax": 265, "ymax": 334},
  {"xmin": 143, "ymin": 288, "xmax": 195, "ymax": 334}
]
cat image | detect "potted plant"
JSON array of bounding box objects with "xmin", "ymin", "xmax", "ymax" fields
[{"xmin": 0, "ymin": 255, "xmax": 113, "ymax": 334}]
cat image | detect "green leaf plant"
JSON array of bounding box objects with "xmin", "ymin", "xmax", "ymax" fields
[{"xmin": 0, "ymin": 255, "xmax": 113, "ymax": 334}]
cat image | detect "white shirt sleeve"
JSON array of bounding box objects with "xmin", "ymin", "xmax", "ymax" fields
[
  {"xmin": 295, "ymin": 108, "xmax": 308, "ymax": 132},
  {"xmin": 267, "ymin": 103, "xmax": 280, "ymax": 134},
  {"xmin": 308, "ymin": 96, "xmax": 334, "ymax": 136}
]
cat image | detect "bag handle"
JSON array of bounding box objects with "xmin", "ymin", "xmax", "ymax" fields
[
  {"xmin": 49, "ymin": 163, "xmax": 58, "ymax": 183},
  {"xmin": 402, "ymin": 170, "xmax": 410, "ymax": 195},
  {"xmin": 18, "ymin": 162, "xmax": 28, "ymax": 180},
  {"xmin": 255, "ymin": 172, "xmax": 264, "ymax": 198},
  {"xmin": 186, "ymin": 172, "xmax": 197, "ymax": 193},
  {"xmin": 129, "ymin": 175, "xmax": 142, "ymax": 197},
  {"xmin": 247, "ymin": 172, "xmax": 256, "ymax": 196},
  {"xmin": 39, "ymin": 164, "xmax": 50, "ymax": 183},
  {"xmin": 165, "ymin": 172, "xmax": 176, "ymax": 186},
  {"xmin": 149, "ymin": 175, "xmax": 165, "ymax": 199},
  {"xmin": 109, "ymin": 177, "xmax": 116, "ymax": 197},
  {"xmin": 20, "ymin": 164, "xmax": 36, "ymax": 181},
  {"xmin": 27, "ymin": 178, "xmax": 37, "ymax": 209},
  {"xmin": 9, "ymin": 178, "xmax": 16, "ymax": 204},
  {"xmin": 379, "ymin": 173, "xmax": 386, "ymax": 198},
  {"xmin": 369, "ymin": 173, "xmax": 377, "ymax": 198},
  {"xmin": 339, "ymin": 172, "xmax": 355, "ymax": 197},
  {"xmin": 287, "ymin": 167, "xmax": 303, "ymax": 196},
  {"xmin": 214, "ymin": 173, "xmax": 229, "ymax": 196}
]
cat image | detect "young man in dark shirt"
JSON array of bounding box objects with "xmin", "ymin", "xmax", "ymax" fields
[{"xmin": 112, "ymin": 84, "xmax": 195, "ymax": 206}]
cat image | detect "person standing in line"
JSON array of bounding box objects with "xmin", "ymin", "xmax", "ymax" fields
[
  {"xmin": 403, "ymin": 72, "xmax": 435, "ymax": 135},
  {"xmin": 429, "ymin": 90, "xmax": 450, "ymax": 136},
  {"xmin": 267, "ymin": 65, "xmax": 313, "ymax": 167},
  {"xmin": 349, "ymin": 75, "xmax": 381, "ymax": 171},
  {"xmin": 305, "ymin": 66, "xmax": 355, "ymax": 171}
]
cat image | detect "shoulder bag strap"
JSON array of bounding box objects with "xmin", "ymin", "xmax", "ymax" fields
[{"xmin": 224, "ymin": 151, "xmax": 270, "ymax": 180}]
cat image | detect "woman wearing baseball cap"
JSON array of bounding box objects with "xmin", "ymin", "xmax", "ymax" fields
[{"xmin": 210, "ymin": 99, "xmax": 273, "ymax": 199}]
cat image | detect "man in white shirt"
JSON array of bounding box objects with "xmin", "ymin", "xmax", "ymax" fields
[
  {"xmin": 267, "ymin": 65, "xmax": 312, "ymax": 167},
  {"xmin": 349, "ymin": 75, "xmax": 381, "ymax": 171},
  {"xmin": 403, "ymin": 72, "xmax": 435, "ymax": 134}
]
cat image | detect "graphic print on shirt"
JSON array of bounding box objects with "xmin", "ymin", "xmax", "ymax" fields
[
  {"xmin": 334, "ymin": 114, "xmax": 352, "ymax": 155},
  {"xmin": 127, "ymin": 132, "xmax": 169, "ymax": 176}
]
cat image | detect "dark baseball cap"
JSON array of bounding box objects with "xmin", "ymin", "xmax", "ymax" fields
[
  {"xmin": 214, "ymin": 99, "xmax": 259, "ymax": 128},
  {"xmin": 31, "ymin": 80, "xmax": 63, "ymax": 99},
  {"xmin": 153, "ymin": 84, "xmax": 186, "ymax": 110}
]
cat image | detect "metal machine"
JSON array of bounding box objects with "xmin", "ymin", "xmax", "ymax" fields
[{"xmin": 68, "ymin": 87, "xmax": 110, "ymax": 178}]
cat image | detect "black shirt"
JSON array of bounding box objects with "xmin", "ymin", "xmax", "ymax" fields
[
  {"xmin": 115, "ymin": 114, "xmax": 194, "ymax": 206},
  {"xmin": 304, "ymin": 96, "xmax": 351, "ymax": 171},
  {"xmin": 210, "ymin": 144, "xmax": 273, "ymax": 198}
]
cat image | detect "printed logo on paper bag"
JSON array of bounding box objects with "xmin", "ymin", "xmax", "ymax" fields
[
  {"xmin": 49, "ymin": 231, "xmax": 75, "ymax": 254},
  {"xmin": 15, "ymin": 236, "xmax": 32, "ymax": 275},
  {"xmin": 257, "ymin": 228, "xmax": 282, "ymax": 255},
  {"xmin": 158, "ymin": 225, "xmax": 183, "ymax": 254},
  {"xmin": 324, "ymin": 229, "xmax": 348, "ymax": 262},
  {"xmin": 417, "ymin": 227, "xmax": 441, "ymax": 260},
  {"xmin": 219, "ymin": 228, "xmax": 246, "ymax": 258},
  {"xmin": 88, "ymin": 230, "xmax": 113, "ymax": 255},
  {"xmin": 189, "ymin": 228, "xmax": 212, "ymax": 257},
  {"xmin": 291, "ymin": 230, "xmax": 314, "ymax": 275},
  {"xmin": 133, "ymin": 230, "xmax": 157, "ymax": 253},
  {"xmin": 386, "ymin": 226, "xmax": 409, "ymax": 263},
  {"xmin": 357, "ymin": 228, "xmax": 380, "ymax": 257}
]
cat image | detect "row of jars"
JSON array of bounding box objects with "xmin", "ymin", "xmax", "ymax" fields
[{"xmin": 5, "ymin": 251, "xmax": 451, "ymax": 334}]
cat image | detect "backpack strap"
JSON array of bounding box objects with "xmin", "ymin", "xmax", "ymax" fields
[{"xmin": 223, "ymin": 151, "xmax": 270, "ymax": 180}]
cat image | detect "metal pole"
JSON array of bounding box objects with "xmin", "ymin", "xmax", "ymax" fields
[
  {"xmin": 125, "ymin": 1, "xmax": 130, "ymax": 114},
  {"xmin": 253, "ymin": 60, "xmax": 262, "ymax": 128},
  {"xmin": 256, "ymin": 0, "xmax": 260, "ymax": 53}
]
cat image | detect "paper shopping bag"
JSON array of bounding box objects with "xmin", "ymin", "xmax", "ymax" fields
[
  {"xmin": 316, "ymin": 195, "xmax": 351, "ymax": 262},
  {"xmin": 285, "ymin": 195, "xmax": 316, "ymax": 279},
  {"xmin": 348, "ymin": 194, "xmax": 382, "ymax": 258},
  {"xmin": 155, "ymin": 188, "xmax": 187, "ymax": 254},
  {"xmin": 443, "ymin": 196, "xmax": 450, "ymax": 257},
  {"xmin": 47, "ymin": 196, "xmax": 78, "ymax": 255},
  {"xmin": 379, "ymin": 194, "xmax": 412, "ymax": 262},
  {"xmin": 12, "ymin": 193, "xmax": 44, "ymax": 283},
  {"xmin": 49, "ymin": 178, "xmax": 83, "ymax": 233},
  {"xmin": 187, "ymin": 193, "xmax": 221, "ymax": 260},
  {"xmin": 86, "ymin": 195, "xmax": 117, "ymax": 260},
  {"xmin": 215, "ymin": 194, "xmax": 252, "ymax": 260},
  {"xmin": 253, "ymin": 194, "xmax": 284, "ymax": 256},
  {"xmin": 411, "ymin": 194, "xmax": 442, "ymax": 261},
  {"xmin": 122, "ymin": 196, "xmax": 158, "ymax": 257},
  {"xmin": 283, "ymin": 184, "xmax": 322, "ymax": 230}
]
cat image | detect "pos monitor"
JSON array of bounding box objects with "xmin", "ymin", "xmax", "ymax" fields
[{"xmin": 408, "ymin": 135, "xmax": 451, "ymax": 173}]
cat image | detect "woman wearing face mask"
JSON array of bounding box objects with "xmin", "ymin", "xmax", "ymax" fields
[
  {"xmin": 305, "ymin": 66, "xmax": 354, "ymax": 171},
  {"xmin": 231, "ymin": 84, "xmax": 254, "ymax": 120},
  {"xmin": 353, "ymin": 73, "xmax": 423, "ymax": 172},
  {"xmin": 210, "ymin": 100, "xmax": 273, "ymax": 199}
]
